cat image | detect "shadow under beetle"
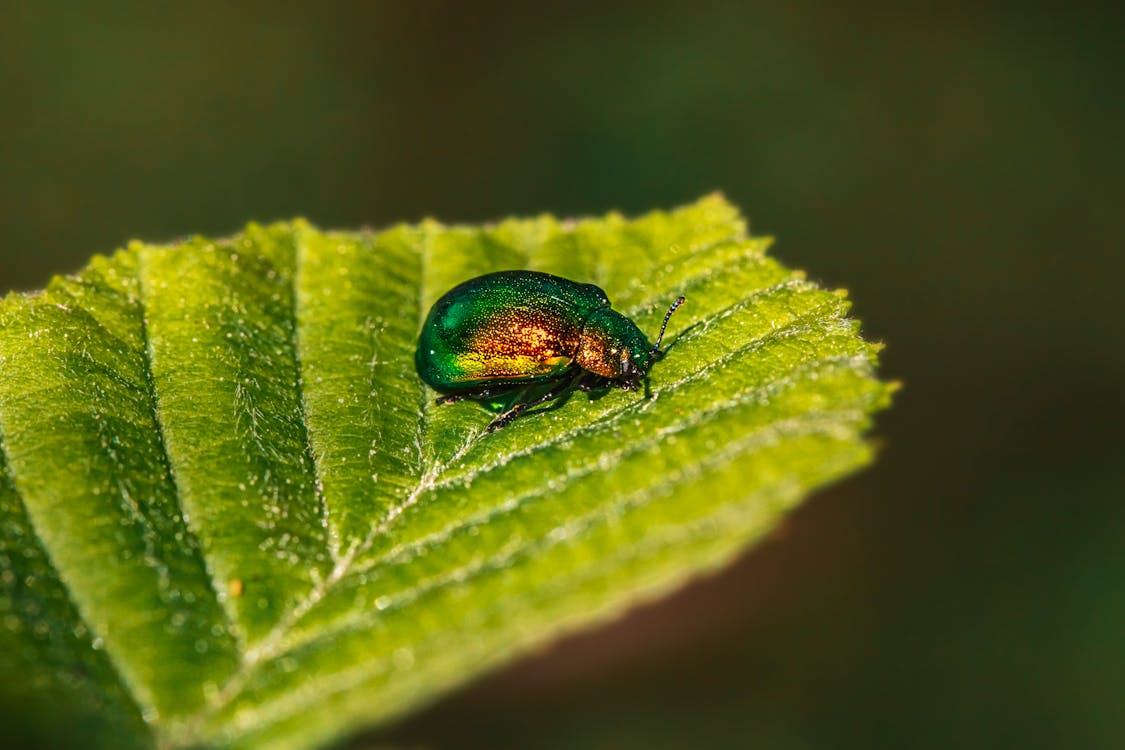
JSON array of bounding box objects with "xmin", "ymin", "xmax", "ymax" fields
[{"xmin": 415, "ymin": 270, "xmax": 685, "ymax": 432}]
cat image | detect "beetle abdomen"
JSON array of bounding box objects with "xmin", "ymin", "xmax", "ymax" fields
[
  {"xmin": 441, "ymin": 305, "xmax": 579, "ymax": 384},
  {"xmin": 417, "ymin": 271, "xmax": 605, "ymax": 390}
]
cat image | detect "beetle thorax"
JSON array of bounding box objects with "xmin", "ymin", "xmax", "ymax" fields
[{"xmin": 575, "ymin": 309, "xmax": 654, "ymax": 380}]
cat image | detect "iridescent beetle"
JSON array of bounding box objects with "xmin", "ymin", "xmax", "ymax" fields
[{"xmin": 415, "ymin": 270, "xmax": 685, "ymax": 431}]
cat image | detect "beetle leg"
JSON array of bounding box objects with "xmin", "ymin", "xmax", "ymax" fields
[
  {"xmin": 577, "ymin": 374, "xmax": 609, "ymax": 392},
  {"xmin": 487, "ymin": 373, "xmax": 582, "ymax": 432},
  {"xmin": 434, "ymin": 385, "xmax": 515, "ymax": 406}
]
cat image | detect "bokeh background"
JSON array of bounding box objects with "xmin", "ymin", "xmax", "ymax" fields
[{"xmin": 3, "ymin": 2, "xmax": 1122, "ymax": 748}]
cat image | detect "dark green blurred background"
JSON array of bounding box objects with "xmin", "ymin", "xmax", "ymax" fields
[{"xmin": 3, "ymin": 2, "xmax": 1122, "ymax": 748}]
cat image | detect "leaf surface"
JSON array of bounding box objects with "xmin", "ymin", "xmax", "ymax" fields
[{"xmin": 0, "ymin": 196, "xmax": 892, "ymax": 749}]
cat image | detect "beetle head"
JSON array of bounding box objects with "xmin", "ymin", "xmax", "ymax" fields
[
  {"xmin": 576, "ymin": 309, "xmax": 649, "ymax": 382},
  {"xmin": 576, "ymin": 296, "xmax": 684, "ymax": 388}
]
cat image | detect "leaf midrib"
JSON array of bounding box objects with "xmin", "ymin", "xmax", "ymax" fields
[
  {"xmin": 136, "ymin": 249, "xmax": 249, "ymax": 665},
  {"xmin": 291, "ymin": 231, "xmax": 339, "ymax": 565}
]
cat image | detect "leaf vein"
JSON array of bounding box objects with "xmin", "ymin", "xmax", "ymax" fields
[
  {"xmin": 136, "ymin": 248, "xmax": 248, "ymax": 654},
  {"xmin": 291, "ymin": 228, "xmax": 339, "ymax": 564}
]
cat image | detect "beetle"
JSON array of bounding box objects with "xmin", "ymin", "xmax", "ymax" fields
[{"xmin": 415, "ymin": 270, "xmax": 685, "ymax": 431}]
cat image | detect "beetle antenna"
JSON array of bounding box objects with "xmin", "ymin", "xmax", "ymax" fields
[{"xmin": 651, "ymin": 295, "xmax": 686, "ymax": 354}]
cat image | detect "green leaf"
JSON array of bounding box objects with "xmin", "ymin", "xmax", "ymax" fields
[{"xmin": 0, "ymin": 195, "xmax": 893, "ymax": 750}]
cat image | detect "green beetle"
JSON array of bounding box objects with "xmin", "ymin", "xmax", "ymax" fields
[{"xmin": 416, "ymin": 270, "xmax": 684, "ymax": 431}]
